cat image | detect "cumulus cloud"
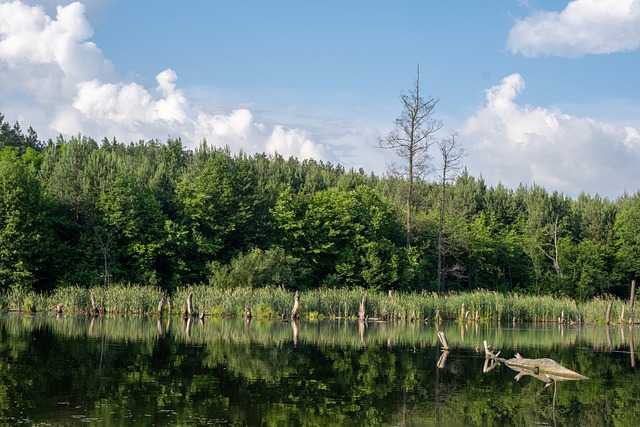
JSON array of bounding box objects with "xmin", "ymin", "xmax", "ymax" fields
[
  {"xmin": 0, "ymin": 0, "xmax": 330, "ymax": 165},
  {"xmin": 462, "ymin": 73, "xmax": 640, "ymax": 197},
  {"xmin": 508, "ymin": 0, "xmax": 640, "ymax": 57},
  {"xmin": 267, "ymin": 126, "xmax": 327, "ymax": 160}
]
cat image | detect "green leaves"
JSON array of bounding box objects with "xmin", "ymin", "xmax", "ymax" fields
[
  {"xmin": 0, "ymin": 148, "xmax": 48, "ymax": 290},
  {"xmin": 272, "ymin": 185, "xmax": 403, "ymax": 290}
]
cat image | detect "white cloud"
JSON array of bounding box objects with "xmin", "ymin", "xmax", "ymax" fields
[
  {"xmin": 267, "ymin": 126, "xmax": 327, "ymax": 161},
  {"xmin": 462, "ymin": 73, "xmax": 640, "ymax": 198},
  {"xmin": 508, "ymin": 0, "xmax": 640, "ymax": 57},
  {"xmin": 0, "ymin": 0, "xmax": 331, "ymax": 165}
]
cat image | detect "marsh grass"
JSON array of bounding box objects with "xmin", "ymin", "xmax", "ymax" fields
[{"xmin": 0, "ymin": 284, "xmax": 635, "ymax": 324}]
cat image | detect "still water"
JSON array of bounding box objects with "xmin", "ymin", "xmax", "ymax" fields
[{"xmin": 0, "ymin": 313, "xmax": 638, "ymax": 426}]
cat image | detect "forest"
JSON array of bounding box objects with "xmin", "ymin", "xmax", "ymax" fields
[{"xmin": 1, "ymin": 111, "xmax": 640, "ymax": 302}]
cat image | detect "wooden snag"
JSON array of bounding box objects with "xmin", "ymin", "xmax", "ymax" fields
[
  {"xmin": 358, "ymin": 292, "xmax": 367, "ymax": 321},
  {"xmin": 291, "ymin": 291, "xmax": 300, "ymax": 320}
]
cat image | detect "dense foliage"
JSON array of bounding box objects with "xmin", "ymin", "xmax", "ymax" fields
[{"xmin": 1, "ymin": 113, "xmax": 639, "ymax": 300}]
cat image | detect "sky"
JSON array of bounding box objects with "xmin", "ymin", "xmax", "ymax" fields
[{"xmin": 1, "ymin": 0, "xmax": 639, "ymax": 199}]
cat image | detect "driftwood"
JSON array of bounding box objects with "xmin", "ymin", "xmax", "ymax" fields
[
  {"xmin": 291, "ymin": 291, "xmax": 300, "ymax": 320},
  {"xmin": 437, "ymin": 331, "xmax": 450, "ymax": 351},
  {"xmin": 483, "ymin": 340, "xmax": 588, "ymax": 386},
  {"xmin": 436, "ymin": 331, "xmax": 450, "ymax": 369}
]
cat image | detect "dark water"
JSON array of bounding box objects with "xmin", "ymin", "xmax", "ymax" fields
[{"xmin": 0, "ymin": 313, "xmax": 639, "ymax": 426}]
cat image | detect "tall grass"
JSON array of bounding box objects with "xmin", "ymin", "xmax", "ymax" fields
[{"xmin": 0, "ymin": 285, "xmax": 634, "ymax": 324}]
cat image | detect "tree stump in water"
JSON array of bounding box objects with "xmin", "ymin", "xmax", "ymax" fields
[
  {"xmin": 181, "ymin": 303, "xmax": 188, "ymax": 318},
  {"xmin": 90, "ymin": 292, "xmax": 99, "ymax": 315},
  {"xmin": 358, "ymin": 293, "xmax": 367, "ymax": 321},
  {"xmin": 605, "ymin": 299, "xmax": 614, "ymax": 325},
  {"xmin": 291, "ymin": 291, "xmax": 300, "ymax": 320},
  {"xmin": 186, "ymin": 293, "xmax": 194, "ymax": 317}
]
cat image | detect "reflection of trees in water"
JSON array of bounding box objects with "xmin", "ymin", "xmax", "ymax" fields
[{"xmin": 0, "ymin": 316, "xmax": 639, "ymax": 425}]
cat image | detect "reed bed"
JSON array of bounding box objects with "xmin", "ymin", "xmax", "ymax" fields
[{"xmin": 0, "ymin": 285, "xmax": 635, "ymax": 325}]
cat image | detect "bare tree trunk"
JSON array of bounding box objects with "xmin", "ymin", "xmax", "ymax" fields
[
  {"xmin": 538, "ymin": 216, "xmax": 563, "ymax": 277},
  {"xmin": 186, "ymin": 293, "xmax": 193, "ymax": 317},
  {"xmin": 90, "ymin": 291, "xmax": 99, "ymax": 315},
  {"xmin": 358, "ymin": 293, "xmax": 367, "ymax": 321},
  {"xmin": 96, "ymin": 231, "xmax": 113, "ymax": 287},
  {"xmin": 406, "ymin": 163, "xmax": 413, "ymax": 248},
  {"xmin": 437, "ymin": 177, "xmax": 445, "ymax": 292},
  {"xmin": 291, "ymin": 291, "xmax": 300, "ymax": 320},
  {"xmin": 630, "ymin": 276, "xmax": 636, "ymax": 311},
  {"xmin": 157, "ymin": 297, "xmax": 164, "ymax": 316},
  {"xmin": 379, "ymin": 65, "xmax": 442, "ymax": 249},
  {"xmin": 606, "ymin": 299, "xmax": 614, "ymax": 325},
  {"xmin": 436, "ymin": 131, "xmax": 463, "ymax": 293}
]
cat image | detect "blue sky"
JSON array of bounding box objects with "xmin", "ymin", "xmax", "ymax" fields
[{"xmin": 1, "ymin": 0, "xmax": 640, "ymax": 199}]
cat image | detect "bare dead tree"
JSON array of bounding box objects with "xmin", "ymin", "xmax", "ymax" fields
[
  {"xmin": 537, "ymin": 215, "xmax": 563, "ymax": 277},
  {"xmin": 435, "ymin": 131, "xmax": 465, "ymax": 292},
  {"xmin": 379, "ymin": 65, "xmax": 442, "ymax": 247},
  {"xmin": 95, "ymin": 229, "xmax": 113, "ymax": 287}
]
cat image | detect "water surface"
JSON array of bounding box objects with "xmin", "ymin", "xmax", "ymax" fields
[{"xmin": 0, "ymin": 313, "xmax": 638, "ymax": 426}]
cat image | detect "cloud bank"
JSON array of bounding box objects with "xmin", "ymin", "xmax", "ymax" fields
[
  {"xmin": 508, "ymin": 0, "xmax": 640, "ymax": 57},
  {"xmin": 2, "ymin": 1, "xmax": 639, "ymax": 198},
  {"xmin": 462, "ymin": 73, "xmax": 640, "ymax": 197},
  {"xmin": 0, "ymin": 1, "xmax": 329, "ymax": 163}
]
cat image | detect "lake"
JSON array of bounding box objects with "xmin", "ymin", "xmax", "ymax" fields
[{"xmin": 0, "ymin": 313, "xmax": 638, "ymax": 426}]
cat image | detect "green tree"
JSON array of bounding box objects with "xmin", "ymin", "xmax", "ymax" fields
[
  {"xmin": 273, "ymin": 186, "xmax": 403, "ymax": 290},
  {"xmin": 97, "ymin": 172, "xmax": 166, "ymax": 285},
  {"xmin": 0, "ymin": 148, "xmax": 49, "ymax": 290},
  {"xmin": 614, "ymin": 194, "xmax": 640, "ymax": 306},
  {"xmin": 177, "ymin": 148, "xmax": 258, "ymax": 282}
]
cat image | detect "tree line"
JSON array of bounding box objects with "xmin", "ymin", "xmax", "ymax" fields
[{"xmin": 1, "ymin": 111, "xmax": 639, "ymax": 300}]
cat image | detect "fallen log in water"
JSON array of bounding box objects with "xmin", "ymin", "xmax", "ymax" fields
[{"xmin": 483, "ymin": 340, "xmax": 588, "ymax": 385}]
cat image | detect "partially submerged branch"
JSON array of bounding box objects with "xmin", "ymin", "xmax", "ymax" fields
[
  {"xmin": 482, "ymin": 340, "xmax": 588, "ymax": 385},
  {"xmin": 437, "ymin": 331, "xmax": 450, "ymax": 351}
]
